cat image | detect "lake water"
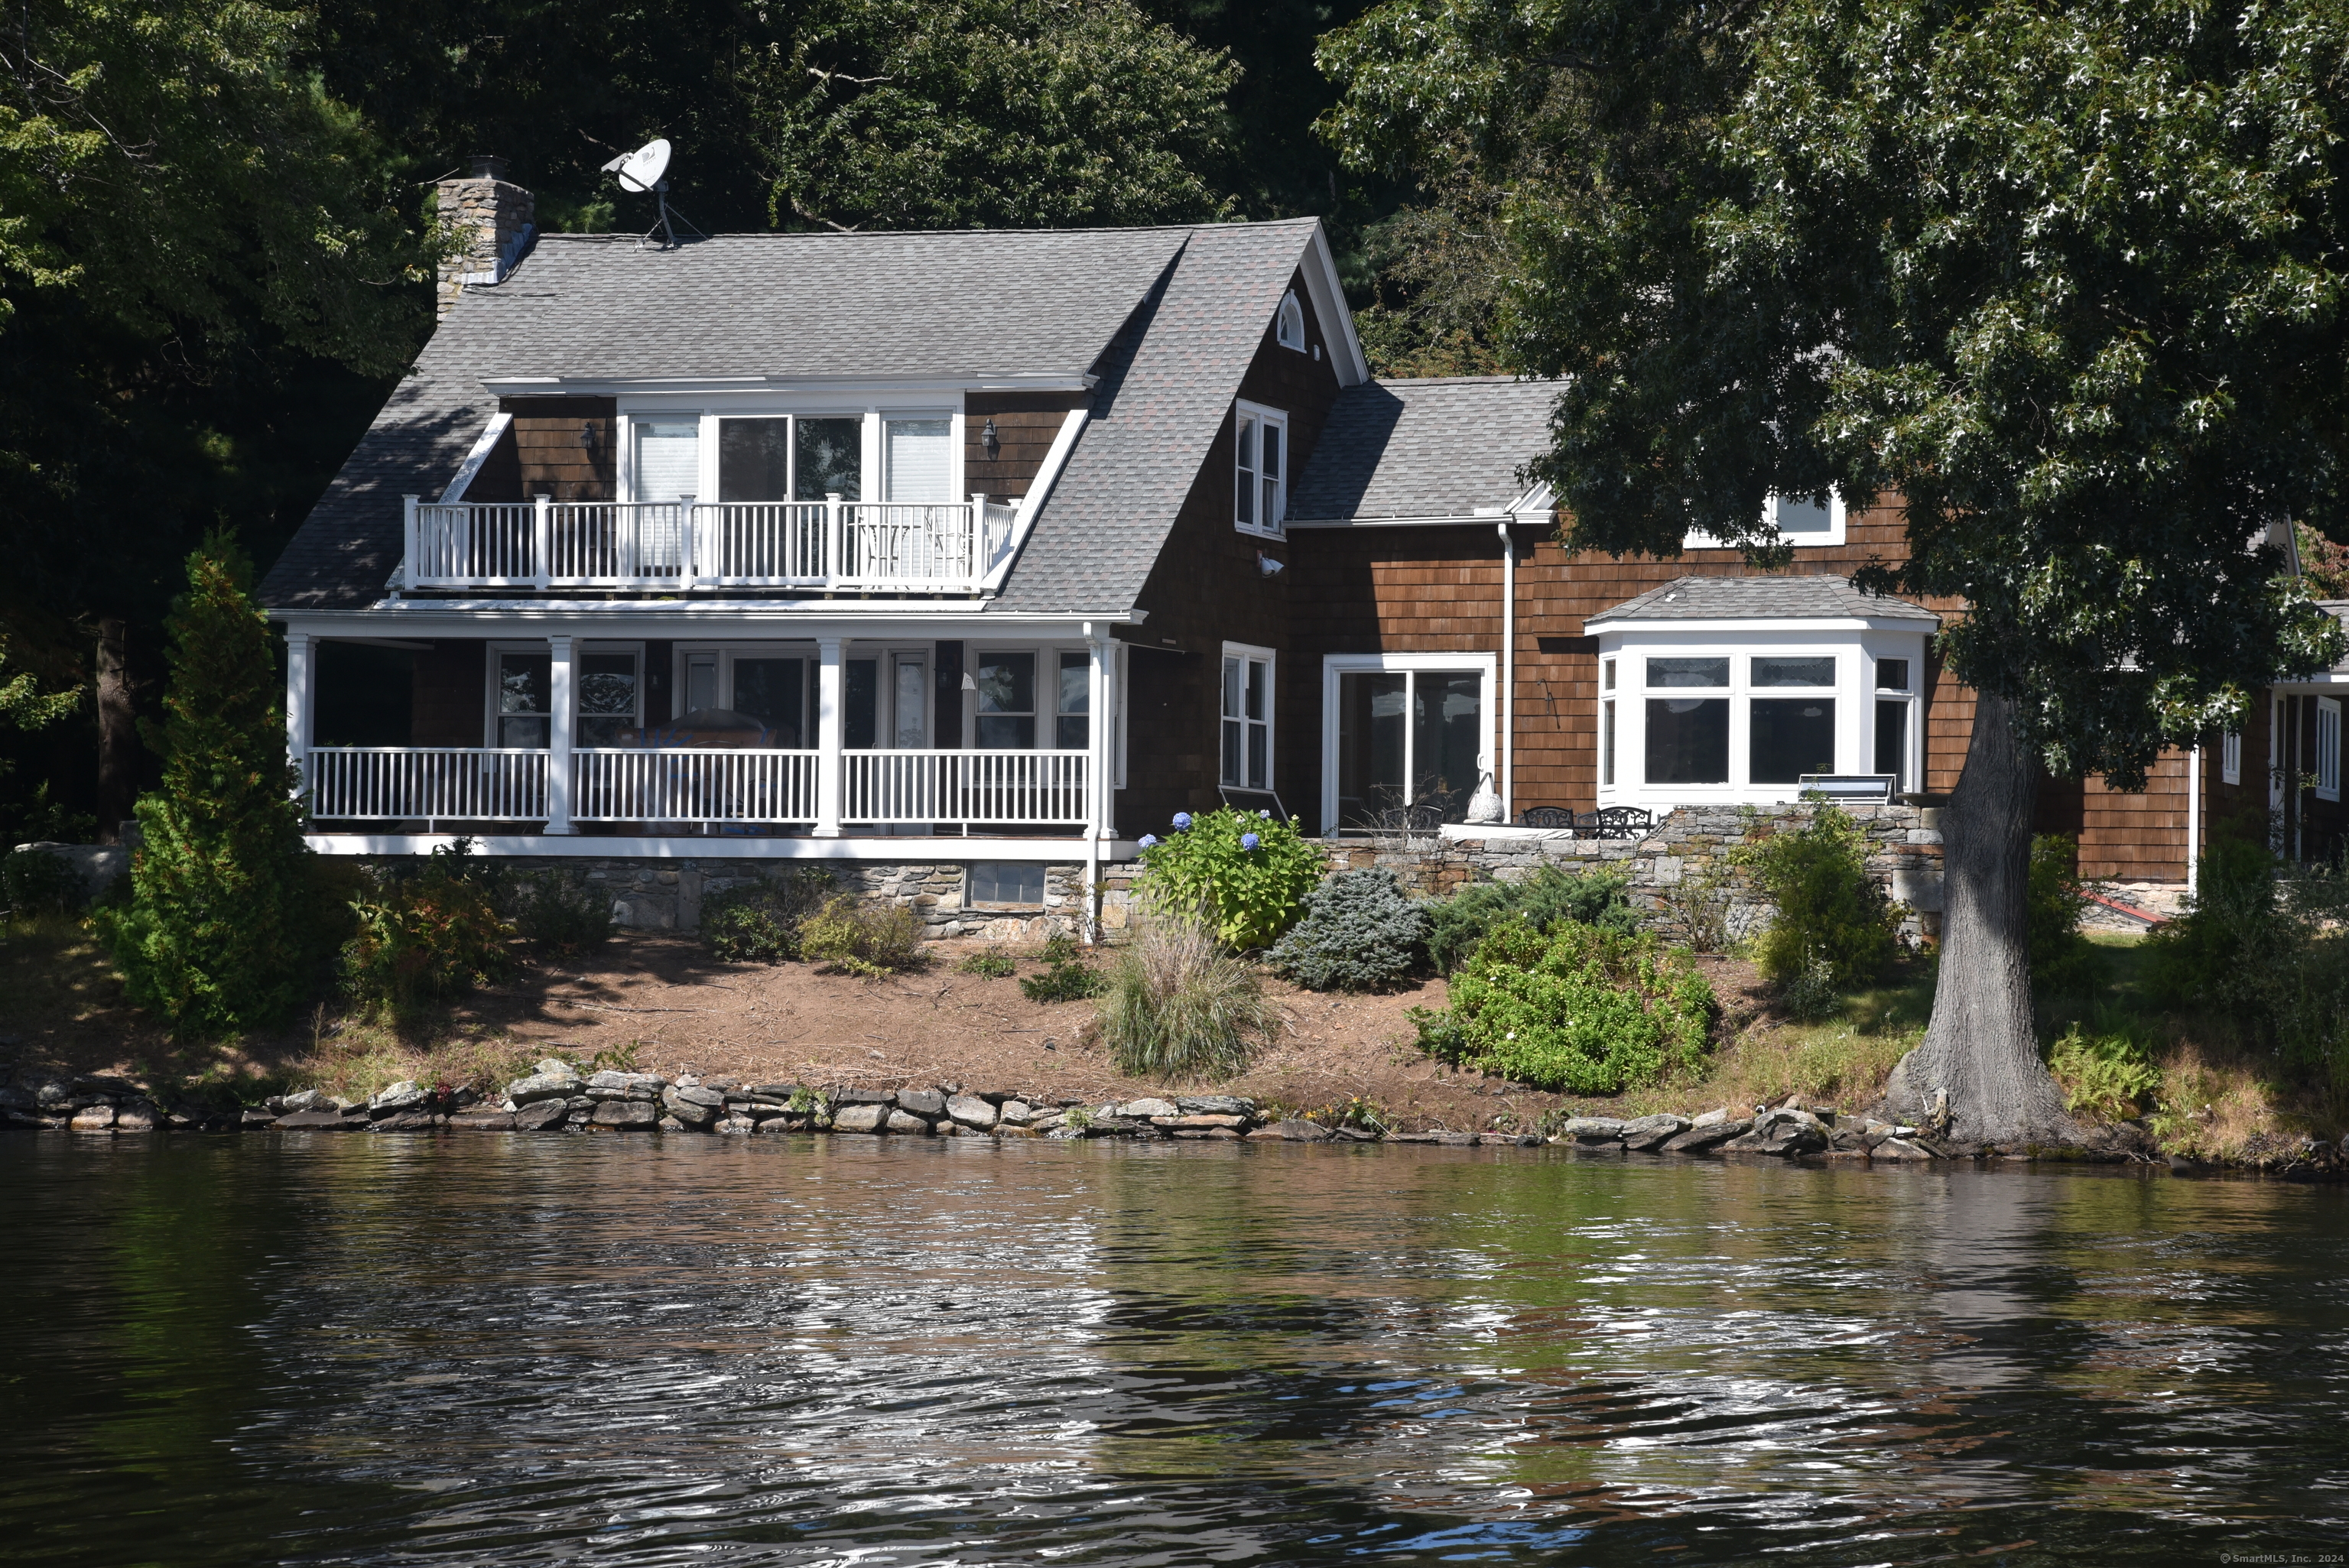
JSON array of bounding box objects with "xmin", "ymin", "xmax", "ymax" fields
[{"xmin": 5, "ymin": 1135, "xmax": 2347, "ymax": 1566}]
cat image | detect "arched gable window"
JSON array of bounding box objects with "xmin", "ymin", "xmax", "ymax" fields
[{"xmin": 1275, "ymin": 291, "xmax": 1306, "ymax": 352}]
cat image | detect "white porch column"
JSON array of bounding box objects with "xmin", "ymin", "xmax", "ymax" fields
[
  {"xmin": 284, "ymin": 630, "xmax": 314, "ymax": 807},
  {"xmin": 816, "ymin": 636, "xmax": 844, "ymax": 836},
  {"xmin": 547, "ymin": 634, "xmax": 576, "ymax": 834},
  {"xmin": 1084, "ymin": 628, "xmax": 1114, "ymax": 942}
]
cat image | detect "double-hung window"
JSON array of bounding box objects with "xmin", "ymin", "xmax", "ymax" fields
[
  {"xmin": 967, "ymin": 648, "xmax": 1090, "ymax": 751},
  {"xmin": 1685, "ymin": 489, "xmax": 1848, "ymax": 550},
  {"xmin": 1236, "ymin": 402, "xmax": 1286, "ymax": 537},
  {"xmin": 2318, "ymin": 698, "xmax": 2341, "ymax": 803},
  {"xmin": 2221, "ymin": 729, "xmax": 2242, "ymax": 785},
  {"xmin": 1222, "ymin": 646, "xmax": 1273, "ymax": 790},
  {"xmin": 494, "ymin": 651, "xmax": 551, "ymax": 748}
]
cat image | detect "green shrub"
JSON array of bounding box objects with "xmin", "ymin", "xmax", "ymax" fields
[
  {"xmin": 1136, "ymin": 808, "xmax": 1323, "ymax": 950},
  {"xmin": 700, "ymin": 869, "xmax": 835, "ymax": 963},
  {"xmin": 1267, "ymin": 868, "xmax": 1431, "ymax": 990},
  {"xmin": 1100, "ymin": 913, "xmax": 1281, "ymax": 1079},
  {"xmin": 97, "ymin": 538, "xmax": 326, "ymax": 1035},
  {"xmin": 1733, "ymin": 807, "xmax": 1903, "ymax": 989},
  {"xmin": 800, "ymin": 894, "xmax": 927, "ymax": 977},
  {"xmin": 2028, "ymin": 833, "xmax": 2099, "ymax": 992},
  {"xmin": 2146, "ymin": 836, "xmax": 2295, "ymax": 1017},
  {"xmin": 1424, "ymin": 917, "xmax": 1715, "ymax": 1093},
  {"xmin": 1425, "ymin": 864, "xmax": 1637, "ymax": 974},
  {"xmin": 341, "ymin": 842, "xmax": 517, "ymax": 1020},
  {"xmin": 2046, "ymin": 1024, "xmax": 2163, "ymax": 1122},
  {"xmin": 515, "ymin": 872, "xmax": 615, "ymax": 955},
  {"xmin": 3, "ymin": 847, "xmax": 86, "ymax": 917},
  {"xmin": 957, "ymin": 950, "xmax": 1018, "ymax": 978},
  {"xmin": 1021, "ymin": 952, "xmax": 1106, "ymax": 1001}
]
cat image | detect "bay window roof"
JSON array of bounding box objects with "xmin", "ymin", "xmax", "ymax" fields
[{"xmin": 1586, "ymin": 573, "xmax": 1940, "ymax": 628}]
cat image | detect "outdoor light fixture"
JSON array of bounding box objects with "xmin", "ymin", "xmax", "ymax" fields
[
  {"xmin": 980, "ymin": 417, "xmax": 1000, "ymax": 458},
  {"xmin": 577, "ymin": 423, "xmax": 596, "ymax": 450},
  {"xmin": 1258, "ymin": 550, "xmax": 1285, "ymax": 578}
]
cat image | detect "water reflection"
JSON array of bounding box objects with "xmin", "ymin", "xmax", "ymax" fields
[{"xmin": 2, "ymin": 1136, "xmax": 2347, "ymax": 1565}]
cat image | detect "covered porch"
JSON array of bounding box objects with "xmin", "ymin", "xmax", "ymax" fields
[{"xmin": 279, "ymin": 609, "xmax": 1132, "ymax": 860}]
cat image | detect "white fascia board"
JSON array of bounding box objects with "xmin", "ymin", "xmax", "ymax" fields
[
  {"xmin": 440, "ymin": 412, "xmax": 513, "ymax": 502},
  {"xmin": 982, "ymin": 407, "xmax": 1089, "ymax": 594},
  {"xmin": 305, "ymin": 833, "xmax": 1142, "ymax": 862},
  {"xmin": 1588, "ymin": 615, "xmax": 1938, "ymax": 635},
  {"xmin": 273, "ymin": 605, "xmax": 1139, "ymax": 641},
  {"xmin": 480, "ymin": 373, "xmax": 1097, "ymax": 397},
  {"xmin": 1282, "ymin": 487, "xmax": 1558, "ymax": 531},
  {"xmin": 1301, "ymin": 222, "xmax": 1373, "ymax": 388}
]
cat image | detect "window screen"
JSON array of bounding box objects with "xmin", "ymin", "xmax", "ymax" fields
[
  {"xmin": 717, "ymin": 419, "xmax": 791, "ymax": 502},
  {"xmin": 633, "ymin": 421, "xmax": 699, "ymax": 502},
  {"xmin": 884, "ymin": 418, "xmax": 953, "ymax": 502},
  {"xmin": 794, "ymin": 418, "xmax": 861, "ymax": 501}
]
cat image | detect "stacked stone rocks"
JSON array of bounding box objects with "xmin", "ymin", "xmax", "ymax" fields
[{"xmin": 1551, "ymin": 1096, "xmax": 1943, "ymax": 1161}]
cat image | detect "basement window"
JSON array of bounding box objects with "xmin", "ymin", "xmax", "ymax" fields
[{"xmin": 968, "ymin": 862, "xmax": 1045, "ymax": 907}]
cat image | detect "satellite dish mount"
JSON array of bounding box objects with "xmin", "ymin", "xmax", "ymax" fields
[{"xmin": 602, "ymin": 138, "xmax": 699, "ymax": 248}]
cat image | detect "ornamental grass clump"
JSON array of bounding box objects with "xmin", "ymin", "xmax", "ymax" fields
[
  {"xmin": 1423, "ymin": 917, "xmax": 1714, "ymax": 1093},
  {"xmin": 1135, "ymin": 807, "xmax": 1321, "ymax": 950},
  {"xmin": 1099, "ymin": 911, "xmax": 1282, "ymax": 1080},
  {"xmin": 1267, "ymin": 868, "xmax": 1431, "ymax": 990}
]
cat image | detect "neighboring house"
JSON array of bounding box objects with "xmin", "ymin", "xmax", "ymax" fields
[{"xmin": 262, "ymin": 161, "xmax": 2251, "ymax": 914}]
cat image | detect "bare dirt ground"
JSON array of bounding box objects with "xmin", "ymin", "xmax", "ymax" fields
[{"xmin": 4, "ymin": 923, "xmax": 1772, "ymax": 1134}]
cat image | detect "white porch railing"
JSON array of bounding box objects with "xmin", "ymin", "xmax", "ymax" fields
[
  {"xmin": 844, "ymin": 749, "xmax": 1088, "ymax": 826},
  {"xmin": 308, "ymin": 748, "xmax": 549, "ymax": 822},
  {"xmin": 572, "ymin": 748, "xmax": 820, "ymax": 823},
  {"xmin": 304, "ymin": 746, "xmax": 1087, "ymax": 829},
  {"xmin": 405, "ymin": 496, "xmax": 1023, "ymax": 592}
]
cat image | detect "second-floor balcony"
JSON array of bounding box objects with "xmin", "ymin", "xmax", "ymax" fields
[{"xmin": 403, "ymin": 494, "xmax": 1024, "ymax": 593}]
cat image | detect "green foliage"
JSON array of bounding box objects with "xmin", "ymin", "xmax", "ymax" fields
[
  {"xmin": 700, "ymin": 869, "xmax": 836, "ymax": 964},
  {"xmin": 800, "ymin": 894, "xmax": 928, "ymax": 977},
  {"xmin": 513, "ymin": 872, "xmax": 615, "ymax": 956},
  {"xmin": 1424, "ymin": 864, "xmax": 1637, "ymax": 975},
  {"xmin": 755, "ymin": 0, "xmax": 1239, "ymax": 230},
  {"xmin": 1099, "ymin": 913, "xmax": 1281, "ymax": 1080},
  {"xmin": 1040, "ymin": 933, "xmax": 1080, "ymax": 964},
  {"xmin": 1733, "ymin": 808, "xmax": 1903, "ymax": 991},
  {"xmin": 2046, "ymin": 1025, "xmax": 2164, "ymax": 1123},
  {"xmin": 1425, "ymin": 917, "xmax": 1715, "ymax": 1094},
  {"xmin": 2029, "ymin": 835, "xmax": 2100, "ymax": 992},
  {"xmin": 957, "ymin": 950, "xmax": 1019, "ymax": 978},
  {"xmin": 96, "ymin": 541, "xmax": 323, "ymax": 1035},
  {"xmin": 340, "ymin": 843, "xmax": 518, "ymax": 1021},
  {"xmin": 0, "ymin": 635, "xmax": 78, "ymax": 736},
  {"xmin": 1136, "ymin": 809, "xmax": 1324, "ymax": 951},
  {"xmin": 1267, "ymin": 868, "xmax": 1431, "ymax": 991},
  {"xmin": 2146, "ymin": 839, "xmax": 2298, "ymax": 1020},
  {"xmin": 3, "ymin": 849, "xmax": 86, "ymax": 917},
  {"xmin": 1021, "ymin": 948, "xmax": 1107, "ymax": 1002}
]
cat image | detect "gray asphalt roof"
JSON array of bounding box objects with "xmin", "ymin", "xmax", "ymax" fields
[
  {"xmin": 989, "ymin": 220, "xmax": 1321, "ymax": 614},
  {"xmin": 1285, "ymin": 377, "xmax": 1558, "ymax": 521},
  {"xmin": 259, "ymin": 226, "xmax": 1201, "ymax": 609},
  {"xmin": 1585, "ymin": 573, "xmax": 1941, "ymax": 625}
]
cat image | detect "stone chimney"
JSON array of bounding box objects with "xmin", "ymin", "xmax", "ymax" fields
[{"xmin": 435, "ymin": 156, "xmax": 535, "ymax": 318}]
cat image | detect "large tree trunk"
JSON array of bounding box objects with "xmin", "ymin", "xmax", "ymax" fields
[
  {"xmin": 95, "ymin": 618, "xmax": 135, "ymax": 843},
  {"xmin": 1883, "ymin": 691, "xmax": 2081, "ymax": 1148}
]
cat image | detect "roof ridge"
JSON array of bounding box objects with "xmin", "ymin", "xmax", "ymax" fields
[{"xmin": 526, "ymin": 217, "xmax": 1324, "ymax": 244}]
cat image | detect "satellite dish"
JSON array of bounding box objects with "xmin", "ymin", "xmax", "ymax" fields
[{"xmin": 605, "ymin": 138, "xmax": 672, "ymax": 194}]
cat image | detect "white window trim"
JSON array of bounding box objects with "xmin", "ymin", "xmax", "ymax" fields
[
  {"xmin": 485, "ymin": 639, "xmax": 645, "ymax": 747},
  {"xmin": 2317, "ymin": 697, "xmax": 2340, "ymax": 802},
  {"xmin": 1319, "ymin": 651, "xmax": 1498, "ymax": 833},
  {"xmin": 612, "ymin": 400, "xmax": 967, "ymax": 507},
  {"xmin": 1594, "ymin": 630, "xmax": 1927, "ymax": 809},
  {"xmin": 1275, "ymin": 291, "xmax": 1306, "ymax": 352},
  {"xmin": 1221, "ymin": 642, "xmax": 1277, "ymax": 792},
  {"xmin": 2221, "ymin": 729, "xmax": 2242, "ymax": 786},
  {"xmin": 960, "ymin": 644, "xmax": 1093, "ymax": 752},
  {"xmin": 1235, "ymin": 399, "xmax": 1288, "ymax": 540},
  {"xmin": 1114, "ymin": 642, "xmax": 1129, "ymax": 792},
  {"xmin": 1685, "ymin": 490, "xmax": 1849, "ymax": 551}
]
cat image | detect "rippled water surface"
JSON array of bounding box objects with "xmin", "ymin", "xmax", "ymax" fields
[{"xmin": 5, "ymin": 1135, "xmax": 2349, "ymax": 1565}]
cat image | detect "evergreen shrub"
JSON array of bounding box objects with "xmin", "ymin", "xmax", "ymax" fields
[
  {"xmin": 1733, "ymin": 807, "xmax": 1904, "ymax": 989},
  {"xmin": 1267, "ymin": 868, "xmax": 1431, "ymax": 990},
  {"xmin": 1425, "ymin": 864, "xmax": 1637, "ymax": 974},
  {"xmin": 800, "ymin": 894, "xmax": 927, "ymax": 976},
  {"xmin": 1422, "ymin": 917, "xmax": 1714, "ymax": 1093},
  {"xmin": 1100, "ymin": 912, "xmax": 1280, "ymax": 1079},
  {"xmin": 2027, "ymin": 833, "xmax": 2098, "ymax": 991},
  {"xmin": 1136, "ymin": 808, "xmax": 1321, "ymax": 950},
  {"xmin": 515, "ymin": 872, "xmax": 616, "ymax": 955},
  {"xmin": 700, "ymin": 869, "xmax": 836, "ymax": 963},
  {"xmin": 97, "ymin": 539, "xmax": 325, "ymax": 1034},
  {"xmin": 341, "ymin": 842, "xmax": 517, "ymax": 1020}
]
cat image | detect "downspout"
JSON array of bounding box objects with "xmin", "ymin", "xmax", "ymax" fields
[
  {"xmin": 1498, "ymin": 519, "xmax": 1516, "ymax": 822},
  {"xmin": 2187, "ymin": 742, "xmax": 2202, "ymax": 897}
]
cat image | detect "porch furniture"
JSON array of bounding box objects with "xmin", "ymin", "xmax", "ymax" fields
[
  {"xmin": 1585, "ymin": 807, "xmax": 1655, "ymax": 839},
  {"xmin": 1516, "ymin": 807, "xmax": 1577, "ymax": 829}
]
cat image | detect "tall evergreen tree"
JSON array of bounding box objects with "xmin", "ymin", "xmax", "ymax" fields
[{"xmin": 99, "ymin": 539, "xmax": 319, "ymax": 1035}]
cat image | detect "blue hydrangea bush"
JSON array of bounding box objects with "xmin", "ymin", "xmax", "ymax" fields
[{"xmin": 1135, "ymin": 807, "xmax": 1323, "ymax": 950}]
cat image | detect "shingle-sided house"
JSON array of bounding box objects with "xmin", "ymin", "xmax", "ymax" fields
[{"xmin": 263, "ymin": 163, "xmax": 2237, "ymax": 925}]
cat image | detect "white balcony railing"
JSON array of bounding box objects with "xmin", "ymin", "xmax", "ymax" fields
[
  {"xmin": 304, "ymin": 747, "xmax": 1087, "ymax": 829},
  {"xmin": 572, "ymin": 748, "xmax": 820, "ymax": 823},
  {"xmin": 845, "ymin": 749, "xmax": 1088, "ymax": 826},
  {"xmin": 404, "ymin": 495, "xmax": 1023, "ymax": 592},
  {"xmin": 308, "ymin": 748, "xmax": 549, "ymax": 823}
]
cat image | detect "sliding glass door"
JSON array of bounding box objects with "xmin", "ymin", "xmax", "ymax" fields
[{"xmin": 1329, "ymin": 661, "xmax": 1489, "ymax": 830}]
